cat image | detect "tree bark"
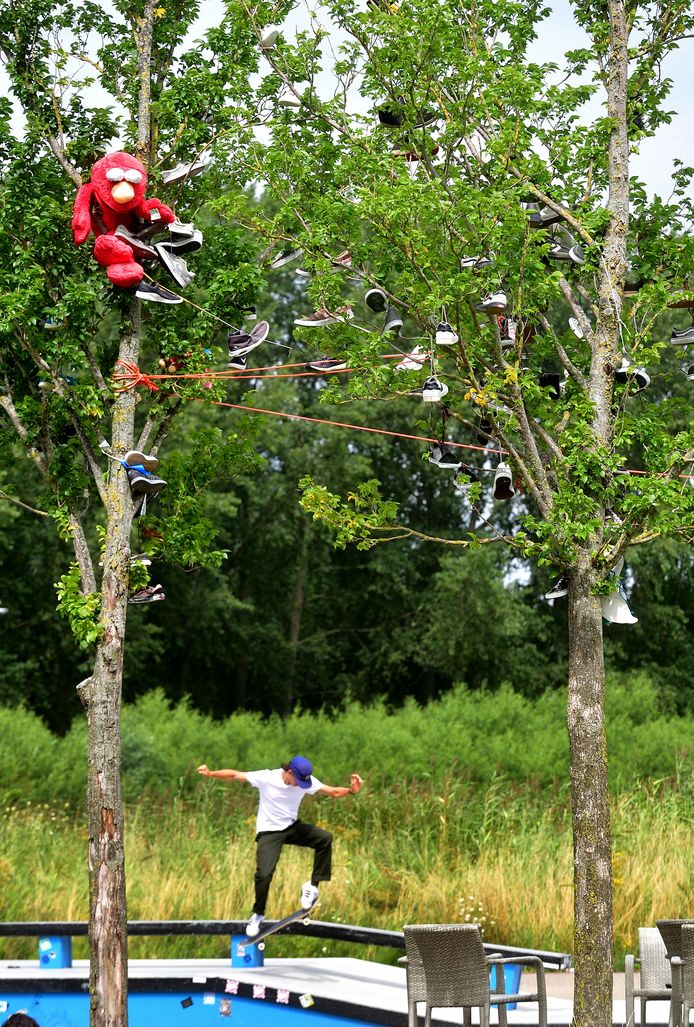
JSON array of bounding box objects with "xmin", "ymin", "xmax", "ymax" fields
[
  {"xmin": 81, "ymin": 306, "xmax": 142, "ymax": 1027},
  {"xmin": 567, "ymin": 557, "xmax": 613, "ymax": 1027},
  {"xmin": 567, "ymin": 6, "xmax": 629, "ymax": 1023}
]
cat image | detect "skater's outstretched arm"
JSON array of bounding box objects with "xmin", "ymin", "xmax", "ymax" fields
[
  {"xmin": 317, "ymin": 773, "xmax": 363, "ymax": 799},
  {"xmin": 197, "ymin": 765, "xmax": 248, "ymax": 782}
]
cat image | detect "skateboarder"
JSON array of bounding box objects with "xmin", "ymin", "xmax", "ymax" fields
[{"xmin": 197, "ymin": 755, "xmax": 363, "ymax": 936}]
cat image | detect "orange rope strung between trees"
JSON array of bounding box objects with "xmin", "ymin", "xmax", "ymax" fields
[{"xmin": 112, "ymin": 363, "xmax": 694, "ymax": 480}]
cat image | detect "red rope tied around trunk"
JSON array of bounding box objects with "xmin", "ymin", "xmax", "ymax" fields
[{"xmin": 113, "ymin": 360, "xmax": 160, "ymax": 393}]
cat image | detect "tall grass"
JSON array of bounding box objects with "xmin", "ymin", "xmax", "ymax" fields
[
  {"xmin": 0, "ymin": 776, "xmax": 692, "ymax": 966},
  {"xmin": 0, "ymin": 672, "xmax": 692, "ymax": 967}
]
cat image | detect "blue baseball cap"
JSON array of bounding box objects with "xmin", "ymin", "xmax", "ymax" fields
[{"xmin": 288, "ymin": 755, "xmax": 313, "ymax": 789}]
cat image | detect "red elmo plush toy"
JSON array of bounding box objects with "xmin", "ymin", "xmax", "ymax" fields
[{"xmin": 72, "ymin": 152, "xmax": 174, "ymax": 287}]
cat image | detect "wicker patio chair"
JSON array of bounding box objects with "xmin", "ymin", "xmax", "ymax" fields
[
  {"xmin": 681, "ymin": 924, "xmax": 694, "ymax": 1026},
  {"xmin": 657, "ymin": 920, "xmax": 694, "ymax": 1027},
  {"xmin": 625, "ymin": 927, "xmax": 673, "ymax": 1026},
  {"xmin": 403, "ymin": 923, "xmax": 547, "ymax": 1027}
]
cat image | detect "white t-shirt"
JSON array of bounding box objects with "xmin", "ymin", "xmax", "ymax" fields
[{"xmin": 245, "ymin": 768, "xmax": 324, "ymax": 832}]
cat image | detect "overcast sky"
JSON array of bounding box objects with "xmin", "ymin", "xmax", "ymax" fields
[{"xmin": 2, "ymin": 0, "xmax": 693, "ymax": 198}]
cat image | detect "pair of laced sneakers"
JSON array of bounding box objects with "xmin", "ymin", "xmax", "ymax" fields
[
  {"xmin": 123, "ymin": 221, "xmax": 204, "ymax": 304},
  {"xmin": 295, "ymin": 286, "xmax": 402, "ymax": 331},
  {"xmin": 122, "ymin": 450, "xmax": 167, "ymax": 497},
  {"xmin": 300, "ymin": 289, "xmax": 403, "ymax": 371},
  {"xmin": 227, "ymin": 321, "xmax": 271, "ymax": 370},
  {"xmin": 429, "ymin": 448, "xmax": 515, "ymax": 501},
  {"xmin": 545, "ymin": 557, "xmax": 637, "ymax": 624},
  {"xmin": 246, "ymin": 882, "xmax": 319, "ymax": 938},
  {"xmin": 392, "ymin": 346, "xmax": 447, "ymax": 402}
]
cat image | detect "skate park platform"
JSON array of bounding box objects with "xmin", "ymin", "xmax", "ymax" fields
[{"xmin": 0, "ymin": 920, "xmax": 668, "ymax": 1026}]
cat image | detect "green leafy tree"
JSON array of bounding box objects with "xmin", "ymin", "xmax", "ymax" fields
[
  {"xmin": 225, "ymin": 0, "xmax": 694, "ymax": 1022},
  {"xmin": 0, "ymin": 2, "xmax": 267, "ymax": 1022}
]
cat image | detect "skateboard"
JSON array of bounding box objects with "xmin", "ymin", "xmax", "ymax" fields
[{"xmin": 243, "ymin": 903, "xmax": 317, "ymax": 950}]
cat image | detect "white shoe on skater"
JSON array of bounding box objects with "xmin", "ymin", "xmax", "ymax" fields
[
  {"xmin": 246, "ymin": 913, "xmax": 265, "ymax": 937},
  {"xmin": 300, "ymin": 882, "xmax": 319, "ymax": 909}
]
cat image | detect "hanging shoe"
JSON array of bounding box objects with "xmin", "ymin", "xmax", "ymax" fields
[
  {"xmin": 131, "ymin": 553, "xmax": 152, "ymax": 567},
  {"xmin": 476, "ymin": 418, "xmax": 494, "ymax": 444},
  {"xmin": 548, "ymin": 227, "xmax": 585, "ymax": 265},
  {"xmin": 435, "ymin": 321, "xmax": 458, "ymax": 345},
  {"xmin": 614, "ymin": 355, "xmax": 650, "ymax": 393},
  {"xmin": 294, "ymin": 306, "xmax": 353, "ymax": 326},
  {"xmin": 227, "ymin": 352, "xmax": 248, "ymax": 371},
  {"xmin": 395, "ymin": 346, "xmax": 426, "ymax": 371},
  {"xmin": 391, "ymin": 141, "xmax": 439, "ymax": 160},
  {"xmin": 159, "ymin": 230, "xmax": 204, "ymax": 255},
  {"xmin": 278, "ymin": 86, "xmax": 302, "ymax": 108},
  {"xmin": 522, "ymin": 201, "xmax": 566, "ymax": 228},
  {"xmin": 474, "ymin": 292, "xmax": 507, "ymax": 314},
  {"xmin": 421, "ymin": 376, "xmax": 449, "ymax": 402},
  {"xmin": 377, "ymin": 104, "xmax": 405, "ymax": 127},
  {"xmin": 545, "ymin": 576, "xmax": 568, "ymax": 600},
  {"xmin": 453, "ymin": 465, "xmax": 479, "ymax": 495},
  {"xmin": 681, "ymin": 362, "xmax": 694, "ymax": 382},
  {"xmin": 124, "ymin": 450, "xmax": 159, "ymax": 471},
  {"xmin": 601, "ymin": 583, "xmax": 638, "ymax": 624},
  {"xmin": 126, "ymin": 467, "xmax": 167, "ymax": 496},
  {"xmin": 568, "ymin": 316, "xmax": 585, "ymax": 339},
  {"xmin": 499, "ymin": 316, "xmax": 516, "ymax": 349},
  {"xmin": 162, "ymin": 157, "xmax": 210, "ymax": 185},
  {"xmin": 113, "ymin": 225, "xmax": 158, "ymax": 259},
  {"xmin": 259, "ymin": 25, "xmax": 281, "ymax": 48},
  {"xmin": 227, "ymin": 320, "xmax": 270, "ymax": 359},
  {"xmin": 671, "ymin": 323, "xmax": 694, "ymax": 346},
  {"xmin": 305, "ymin": 357, "xmax": 348, "ymax": 372},
  {"xmin": 365, "ymin": 287, "xmax": 388, "ymax": 313},
  {"xmin": 135, "ymin": 282, "xmax": 183, "ymax": 305},
  {"xmin": 167, "ymin": 220, "xmax": 196, "ymax": 239},
  {"xmin": 428, "ymin": 444, "xmax": 462, "ymax": 470},
  {"xmin": 539, "ymin": 369, "xmax": 563, "ymax": 400},
  {"xmin": 129, "ymin": 584, "xmax": 166, "ymax": 604},
  {"xmin": 154, "ymin": 244, "xmax": 195, "ymax": 288},
  {"xmin": 492, "ymin": 461, "xmax": 515, "ymax": 500},
  {"xmin": 460, "ymin": 254, "xmax": 493, "ymax": 269},
  {"xmin": 296, "ymin": 250, "xmax": 353, "ymax": 278},
  {"xmin": 383, "ymin": 306, "xmax": 403, "ymax": 333},
  {"xmin": 269, "ymin": 248, "xmax": 303, "ymax": 270}
]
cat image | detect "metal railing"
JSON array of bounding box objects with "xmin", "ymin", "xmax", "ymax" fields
[{"xmin": 0, "ymin": 920, "xmax": 572, "ymax": 970}]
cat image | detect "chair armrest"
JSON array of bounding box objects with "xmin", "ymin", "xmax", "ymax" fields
[
  {"xmin": 487, "ymin": 954, "xmax": 547, "ymax": 1004},
  {"xmin": 625, "ymin": 953, "xmax": 635, "ymax": 1025}
]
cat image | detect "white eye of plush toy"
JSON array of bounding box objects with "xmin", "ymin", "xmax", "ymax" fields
[
  {"xmin": 124, "ymin": 169, "xmax": 143, "ymax": 184},
  {"xmin": 105, "ymin": 168, "xmax": 125, "ymax": 182}
]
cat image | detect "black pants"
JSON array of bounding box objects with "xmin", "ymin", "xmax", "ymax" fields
[{"xmin": 253, "ymin": 820, "xmax": 333, "ymax": 915}]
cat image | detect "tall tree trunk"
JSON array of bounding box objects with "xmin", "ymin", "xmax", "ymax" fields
[
  {"xmin": 568, "ymin": 5, "xmax": 629, "ymax": 1023},
  {"xmin": 567, "ymin": 556, "xmax": 613, "ymax": 1027},
  {"xmin": 78, "ymin": 306, "xmax": 142, "ymax": 1026}
]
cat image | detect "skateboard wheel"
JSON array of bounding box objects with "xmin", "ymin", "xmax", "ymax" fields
[{"xmin": 258, "ymin": 942, "xmax": 265, "ymax": 951}]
